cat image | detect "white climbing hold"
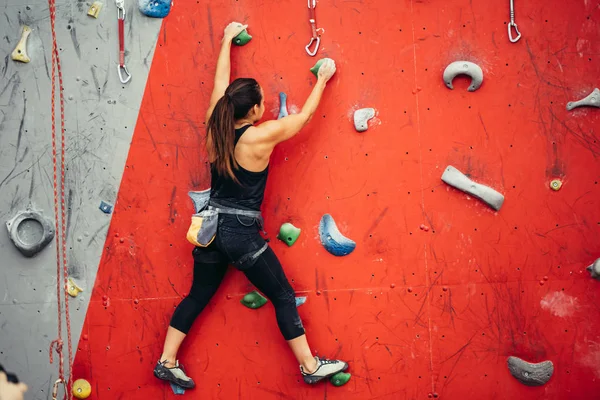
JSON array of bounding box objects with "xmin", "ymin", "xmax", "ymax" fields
[
  {"xmin": 353, "ymin": 108, "xmax": 375, "ymax": 132},
  {"xmin": 443, "ymin": 61, "xmax": 484, "ymax": 92},
  {"xmin": 566, "ymin": 88, "xmax": 600, "ymax": 111},
  {"xmin": 587, "ymin": 258, "xmax": 600, "ymax": 280},
  {"xmin": 441, "ymin": 165, "xmax": 504, "ymax": 211}
]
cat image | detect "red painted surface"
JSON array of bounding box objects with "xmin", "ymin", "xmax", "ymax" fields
[{"xmin": 73, "ymin": 0, "xmax": 600, "ymax": 398}]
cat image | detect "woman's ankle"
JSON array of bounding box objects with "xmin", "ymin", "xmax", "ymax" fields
[
  {"xmin": 160, "ymin": 354, "xmax": 177, "ymax": 368},
  {"xmin": 301, "ymin": 356, "xmax": 318, "ymax": 374}
]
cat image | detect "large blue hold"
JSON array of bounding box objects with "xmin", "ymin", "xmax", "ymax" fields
[
  {"xmin": 319, "ymin": 214, "xmax": 356, "ymax": 256},
  {"xmin": 139, "ymin": 0, "xmax": 172, "ymax": 18}
]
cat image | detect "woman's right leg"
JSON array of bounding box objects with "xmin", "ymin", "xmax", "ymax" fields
[{"xmin": 155, "ymin": 246, "xmax": 228, "ymax": 388}]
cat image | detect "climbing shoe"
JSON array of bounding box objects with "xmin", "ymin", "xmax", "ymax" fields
[
  {"xmin": 300, "ymin": 356, "xmax": 348, "ymax": 384},
  {"xmin": 153, "ymin": 360, "xmax": 195, "ymax": 389}
]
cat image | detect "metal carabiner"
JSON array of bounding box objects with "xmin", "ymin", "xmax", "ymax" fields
[
  {"xmin": 508, "ymin": 0, "xmax": 521, "ymax": 43},
  {"xmin": 305, "ymin": 0, "xmax": 320, "ymax": 56},
  {"xmin": 116, "ymin": 0, "xmax": 125, "ymax": 19},
  {"xmin": 118, "ymin": 64, "xmax": 132, "ymax": 83},
  {"xmin": 52, "ymin": 378, "xmax": 67, "ymax": 400}
]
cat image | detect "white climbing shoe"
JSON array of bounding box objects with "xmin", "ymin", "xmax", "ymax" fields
[
  {"xmin": 153, "ymin": 360, "xmax": 195, "ymax": 389},
  {"xmin": 300, "ymin": 356, "xmax": 348, "ymax": 384}
]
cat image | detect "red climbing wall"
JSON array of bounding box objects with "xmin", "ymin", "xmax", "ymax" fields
[{"xmin": 73, "ymin": 0, "xmax": 600, "ymax": 398}]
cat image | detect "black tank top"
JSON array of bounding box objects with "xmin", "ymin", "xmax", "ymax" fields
[{"xmin": 209, "ymin": 125, "xmax": 269, "ymax": 211}]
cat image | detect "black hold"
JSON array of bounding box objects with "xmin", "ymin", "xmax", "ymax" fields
[{"xmin": 99, "ymin": 201, "xmax": 113, "ymax": 214}]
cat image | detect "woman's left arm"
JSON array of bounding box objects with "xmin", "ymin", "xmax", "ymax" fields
[{"xmin": 205, "ymin": 22, "xmax": 248, "ymax": 123}]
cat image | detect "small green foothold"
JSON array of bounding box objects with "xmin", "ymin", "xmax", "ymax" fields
[
  {"xmin": 233, "ymin": 30, "xmax": 252, "ymax": 46},
  {"xmin": 310, "ymin": 58, "xmax": 331, "ymax": 77},
  {"xmin": 241, "ymin": 290, "xmax": 267, "ymax": 309},
  {"xmin": 330, "ymin": 372, "xmax": 351, "ymax": 387},
  {"xmin": 277, "ymin": 223, "xmax": 301, "ymax": 247}
]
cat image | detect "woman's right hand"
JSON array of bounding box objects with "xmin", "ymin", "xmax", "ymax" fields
[
  {"xmin": 317, "ymin": 58, "xmax": 337, "ymax": 83},
  {"xmin": 0, "ymin": 372, "xmax": 27, "ymax": 400},
  {"xmin": 223, "ymin": 22, "xmax": 248, "ymax": 42}
]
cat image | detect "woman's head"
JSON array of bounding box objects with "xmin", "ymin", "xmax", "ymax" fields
[{"xmin": 207, "ymin": 78, "xmax": 264, "ymax": 181}]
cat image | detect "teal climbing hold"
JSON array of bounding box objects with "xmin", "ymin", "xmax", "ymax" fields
[
  {"xmin": 233, "ymin": 29, "xmax": 252, "ymax": 46},
  {"xmin": 330, "ymin": 372, "xmax": 351, "ymax": 386},
  {"xmin": 310, "ymin": 58, "xmax": 332, "ymax": 77},
  {"xmin": 295, "ymin": 296, "xmax": 306, "ymax": 307},
  {"xmin": 169, "ymin": 381, "xmax": 185, "ymax": 395},
  {"xmin": 278, "ymin": 223, "xmax": 301, "ymax": 246},
  {"xmin": 278, "ymin": 92, "xmax": 289, "ymax": 119},
  {"xmin": 241, "ymin": 290, "xmax": 267, "ymax": 309}
]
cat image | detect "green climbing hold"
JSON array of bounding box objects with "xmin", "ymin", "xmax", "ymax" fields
[
  {"xmin": 233, "ymin": 29, "xmax": 252, "ymax": 46},
  {"xmin": 310, "ymin": 58, "xmax": 332, "ymax": 77},
  {"xmin": 330, "ymin": 372, "xmax": 351, "ymax": 387},
  {"xmin": 241, "ymin": 290, "xmax": 267, "ymax": 309},
  {"xmin": 277, "ymin": 223, "xmax": 301, "ymax": 247}
]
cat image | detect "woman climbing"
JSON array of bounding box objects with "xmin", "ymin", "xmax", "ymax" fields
[{"xmin": 153, "ymin": 22, "xmax": 347, "ymax": 389}]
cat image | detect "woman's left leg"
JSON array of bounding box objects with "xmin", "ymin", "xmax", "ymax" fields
[{"xmin": 241, "ymin": 245, "xmax": 348, "ymax": 383}]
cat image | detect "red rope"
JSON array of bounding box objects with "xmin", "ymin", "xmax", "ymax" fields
[{"xmin": 48, "ymin": 0, "xmax": 73, "ymax": 398}]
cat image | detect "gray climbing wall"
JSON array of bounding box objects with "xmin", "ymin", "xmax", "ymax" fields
[{"xmin": 0, "ymin": 1, "xmax": 160, "ymax": 398}]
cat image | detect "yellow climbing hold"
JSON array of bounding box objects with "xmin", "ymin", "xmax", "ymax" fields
[
  {"xmin": 72, "ymin": 379, "xmax": 91, "ymax": 399},
  {"xmin": 550, "ymin": 179, "xmax": 562, "ymax": 191},
  {"xmin": 67, "ymin": 278, "xmax": 83, "ymax": 298},
  {"xmin": 11, "ymin": 26, "xmax": 32, "ymax": 63},
  {"xmin": 87, "ymin": 1, "xmax": 104, "ymax": 18}
]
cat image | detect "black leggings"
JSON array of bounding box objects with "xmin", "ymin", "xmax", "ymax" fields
[{"xmin": 170, "ymin": 215, "xmax": 305, "ymax": 341}]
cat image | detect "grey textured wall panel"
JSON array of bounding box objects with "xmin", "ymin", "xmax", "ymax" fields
[{"xmin": 0, "ymin": 0, "xmax": 161, "ymax": 398}]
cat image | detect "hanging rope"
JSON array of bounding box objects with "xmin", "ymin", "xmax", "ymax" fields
[{"xmin": 47, "ymin": 0, "xmax": 73, "ymax": 398}]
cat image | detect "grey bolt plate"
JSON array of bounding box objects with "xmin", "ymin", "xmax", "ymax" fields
[{"xmin": 566, "ymin": 88, "xmax": 600, "ymax": 111}]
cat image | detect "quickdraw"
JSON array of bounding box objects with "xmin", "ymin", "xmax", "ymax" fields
[
  {"xmin": 116, "ymin": 0, "xmax": 132, "ymax": 83},
  {"xmin": 305, "ymin": 0, "xmax": 320, "ymax": 56}
]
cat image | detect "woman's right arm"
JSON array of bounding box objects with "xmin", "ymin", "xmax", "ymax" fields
[{"xmin": 257, "ymin": 59, "xmax": 336, "ymax": 145}]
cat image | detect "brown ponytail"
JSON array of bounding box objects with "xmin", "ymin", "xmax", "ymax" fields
[{"xmin": 207, "ymin": 78, "xmax": 262, "ymax": 182}]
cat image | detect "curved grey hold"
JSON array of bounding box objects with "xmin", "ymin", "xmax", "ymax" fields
[
  {"xmin": 354, "ymin": 108, "xmax": 375, "ymax": 132},
  {"xmin": 507, "ymin": 356, "xmax": 554, "ymax": 386},
  {"xmin": 587, "ymin": 258, "xmax": 600, "ymax": 280},
  {"xmin": 443, "ymin": 61, "xmax": 484, "ymax": 92},
  {"xmin": 6, "ymin": 209, "xmax": 55, "ymax": 257},
  {"xmin": 566, "ymin": 88, "xmax": 600, "ymax": 111},
  {"xmin": 441, "ymin": 165, "xmax": 504, "ymax": 211}
]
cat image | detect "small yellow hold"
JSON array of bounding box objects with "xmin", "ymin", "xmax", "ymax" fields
[
  {"xmin": 72, "ymin": 379, "xmax": 91, "ymax": 399},
  {"xmin": 87, "ymin": 1, "xmax": 103, "ymax": 18},
  {"xmin": 67, "ymin": 278, "xmax": 83, "ymax": 297},
  {"xmin": 550, "ymin": 179, "xmax": 562, "ymax": 191},
  {"xmin": 11, "ymin": 26, "xmax": 32, "ymax": 63}
]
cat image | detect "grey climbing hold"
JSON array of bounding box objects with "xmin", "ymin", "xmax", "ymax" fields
[
  {"xmin": 443, "ymin": 61, "xmax": 484, "ymax": 92},
  {"xmin": 586, "ymin": 258, "xmax": 600, "ymax": 280},
  {"xmin": 507, "ymin": 356, "xmax": 554, "ymax": 386},
  {"xmin": 319, "ymin": 214, "xmax": 356, "ymax": 256},
  {"xmin": 353, "ymin": 108, "xmax": 375, "ymax": 132},
  {"xmin": 441, "ymin": 165, "xmax": 505, "ymax": 211},
  {"xmin": 295, "ymin": 296, "xmax": 307, "ymax": 307},
  {"xmin": 566, "ymin": 88, "xmax": 600, "ymax": 111},
  {"xmin": 99, "ymin": 201, "xmax": 113, "ymax": 214},
  {"xmin": 278, "ymin": 92, "xmax": 289, "ymax": 120},
  {"xmin": 6, "ymin": 209, "xmax": 55, "ymax": 257}
]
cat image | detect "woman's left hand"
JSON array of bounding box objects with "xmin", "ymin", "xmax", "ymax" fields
[{"xmin": 224, "ymin": 22, "xmax": 248, "ymax": 42}]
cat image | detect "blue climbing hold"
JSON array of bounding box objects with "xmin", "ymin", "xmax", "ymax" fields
[
  {"xmin": 99, "ymin": 201, "xmax": 113, "ymax": 214},
  {"xmin": 169, "ymin": 382, "xmax": 185, "ymax": 395},
  {"xmin": 278, "ymin": 92, "xmax": 289, "ymax": 120},
  {"xmin": 138, "ymin": 0, "xmax": 172, "ymax": 18},
  {"xmin": 319, "ymin": 214, "xmax": 356, "ymax": 256},
  {"xmin": 295, "ymin": 296, "xmax": 306, "ymax": 307}
]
